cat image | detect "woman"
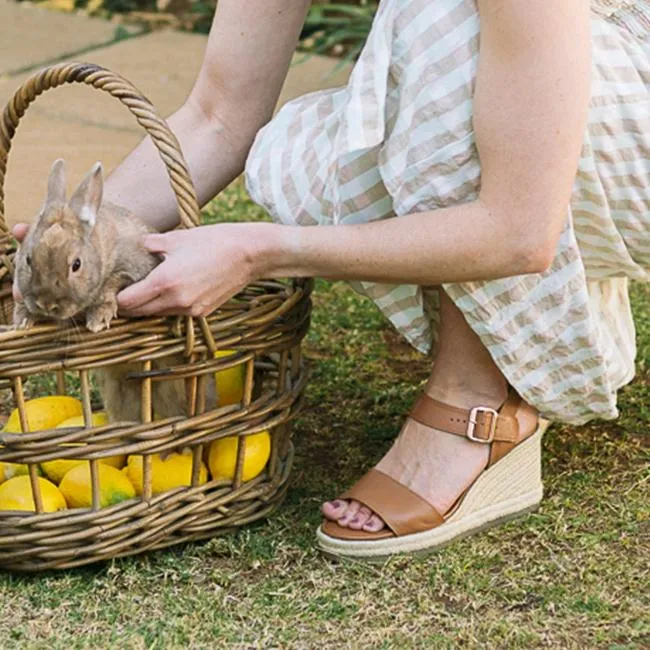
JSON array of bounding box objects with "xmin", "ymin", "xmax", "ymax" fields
[{"xmin": 18, "ymin": 0, "xmax": 649, "ymax": 559}]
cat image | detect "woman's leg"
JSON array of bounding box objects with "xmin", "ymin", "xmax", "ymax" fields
[{"xmin": 322, "ymin": 288, "xmax": 538, "ymax": 532}]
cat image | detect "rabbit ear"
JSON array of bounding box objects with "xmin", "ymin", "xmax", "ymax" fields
[
  {"xmin": 46, "ymin": 159, "xmax": 66, "ymax": 206},
  {"xmin": 69, "ymin": 162, "xmax": 103, "ymax": 229}
]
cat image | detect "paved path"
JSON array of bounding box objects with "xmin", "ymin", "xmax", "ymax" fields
[
  {"xmin": 0, "ymin": 0, "xmax": 129, "ymax": 76},
  {"xmin": 0, "ymin": 0, "xmax": 351, "ymax": 227}
]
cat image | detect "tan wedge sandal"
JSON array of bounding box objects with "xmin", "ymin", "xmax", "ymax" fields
[{"xmin": 317, "ymin": 389, "xmax": 550, "ymax": 560}]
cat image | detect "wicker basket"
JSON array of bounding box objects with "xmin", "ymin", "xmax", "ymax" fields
[{"xmin": 0, "ymin": 63, "xmax": 312, "ymax": 572}]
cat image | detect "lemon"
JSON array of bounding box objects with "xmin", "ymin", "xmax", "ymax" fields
[
  {"xmin": 208, "ymin": 431, "xmax": 271, "ymax": 482},
  {"xmin": 0, "ymin": 462, "xmax": 42, "ymax": 483},
  {"xmin": 0, "ymin": 476, "xmax": 66, "ymax": 512},
  {"xmin": 0, "ymin": 462, "xmax": 31, "ymax": 484},
  {"xmin": 3, "ymin": 396, "xmax": 83, "ymax": 433},
  {"xmin": 57, "ymin": 413, "xmax": 125, "ymax": 476},
  {"xmin": 215, "ymin": 349, "xmax": 245, "ymax": 406},
  {"xmin": 59, "ymin": 463, "xmax": 135, "ymax": 509},
  {"xmin": 124, "ymin": 450, "xmax": 208, "ymax": 496},
  {"xmin": 56, "ymin": 413, "xmax": 109, "ymax": 429},
  {"xmin": 40, "ymin": 412, "xmax": 126, "ymax": 484}
]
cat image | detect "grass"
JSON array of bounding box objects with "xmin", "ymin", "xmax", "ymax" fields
[{"xmin": 0, "ymin": 180, "xmax": 648, "ymax": 648}]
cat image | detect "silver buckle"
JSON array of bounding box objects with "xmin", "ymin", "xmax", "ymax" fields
[{"xmin": 467, "ymin": 406, "xmax": 498, "ymax": 443}]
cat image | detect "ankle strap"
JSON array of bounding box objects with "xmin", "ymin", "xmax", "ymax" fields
[{"xmin": 410, "ymin": 392, "xmax": 520, "ymax": 444}]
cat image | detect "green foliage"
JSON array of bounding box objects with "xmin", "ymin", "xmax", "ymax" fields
[
  {"xmin": 26, "ymin": 0, "xmax": 378, "ymax": 52},
  {"xmin": 301, "ymin": 2, "xmax": 378, "ymax": 64},
  {"xmin": 76, "ymin": 0, "xmax": 155, "ymax": 13},
  {"xmin": 185, "ymin": 0, "xmax": 215, "ymax": 34}
]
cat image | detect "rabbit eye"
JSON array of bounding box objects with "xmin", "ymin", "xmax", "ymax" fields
[
  {"xmin": 71, "ymin": 258, "xmax": 81, "ymax": 273},
  {"xmin": 25, "ymin": 255, "xmax": 31, "ymax": 266}
]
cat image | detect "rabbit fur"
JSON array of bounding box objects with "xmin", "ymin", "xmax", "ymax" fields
[{"xmin": 13, "ymin": 159, "xmax": 214, "ymax": 422}]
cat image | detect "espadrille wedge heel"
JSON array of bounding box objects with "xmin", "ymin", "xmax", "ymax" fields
[{"xmin": 317, "ymin": 389, "xmax": 550, "ymax": 560}]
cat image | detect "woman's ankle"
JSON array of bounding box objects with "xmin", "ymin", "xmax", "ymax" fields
[{"xmin": 424, "ymin": 373, "xmax": 508, "ymax": 409}]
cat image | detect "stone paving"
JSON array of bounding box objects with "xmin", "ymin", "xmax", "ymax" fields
[{"xmin": 0, "ymin": 0, "xmax": 124, "ymax": 76}]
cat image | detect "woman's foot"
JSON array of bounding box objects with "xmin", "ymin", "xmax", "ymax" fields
[
  {"xmin": 322, "ymin": 288, "xmax": 537, "ymax": 534},
  {"xmin": 321, "ymin": 384, "xmax": 508, "ymax": 533}
]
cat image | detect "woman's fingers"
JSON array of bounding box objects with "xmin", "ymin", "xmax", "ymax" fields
[
  {"xmin": 119, "ymin": 295, "xmax": 171, "ymax": 318},
  {"xmin": 117, "ymin": 263, "xmax": 220, "ymax": 317},
  {"xmin": 141, "ymin": 232, "xmax": 173, "ymax": 255},
  {"xmin": 12, "ymin": 223, "xmax": 29, "ymax": 242},
  {"xmin": 120, "ymin": 296, "xmax": 217, "ymax": 318},
  {"xmin": 117, "ymin": 264, "xmax": 173, "ymax": 312},
  {"xmin": 118, "ymin": 224, "xmax": 256, "ymax": 318}
]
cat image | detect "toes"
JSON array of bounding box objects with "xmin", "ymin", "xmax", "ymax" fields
[
  {"xmin": 347, "ymin": 506, "xmax": 372, "ymax": 530},
  {"xmin": 321, "ymin": 499, "xmax": 349, "ymax": 521},
  {"xmin": 322, "ymin": 500, "xmax": 387, "ymax": 532},
  {"xmin": 362, "ymin": 514, "xmax": 386, "ymax": 533},
  {"xmin": 337, "ymin": 500, "xmax": 361, "ymax": 527}
]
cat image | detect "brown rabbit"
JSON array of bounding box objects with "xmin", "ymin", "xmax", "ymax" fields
[
  {"xmin": 13, "ymin": 159, "xmax": 208, "ymax": 422},
  {"xmin": 13, "ymin": 158, "xmax": 159, "ymax": 332}
]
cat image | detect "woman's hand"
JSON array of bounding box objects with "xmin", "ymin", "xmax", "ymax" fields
[{"xmin": 117, "ymin": 223, "xmax": 276, "ymax": 318}]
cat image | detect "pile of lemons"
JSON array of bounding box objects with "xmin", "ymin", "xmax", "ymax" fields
[{"xmin": 0, "ymin": 351, "xmax": 271, "ymax": 513}]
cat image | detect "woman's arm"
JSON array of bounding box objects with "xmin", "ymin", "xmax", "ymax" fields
[
  {"xmin": 264, "ymin": 0, "xmax": 593, "ymax": 283},
  {"xmin": 104, "ymin": 0, "xmax": 311, "ymax": 231},
  {"xmin": 118, "ymin": 0, "xmax": 592, "ymax": 317}
]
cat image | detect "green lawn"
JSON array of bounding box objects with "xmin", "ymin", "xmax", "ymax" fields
[{"xmin": 0, "ymin": 181, "xmax": 648, "ymax": 649}]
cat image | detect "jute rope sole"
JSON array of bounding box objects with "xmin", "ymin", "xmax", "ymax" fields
[
  {"xmin": 0, "ymin": 62, "xmax": 312, "ymax": 572},
  {"xmin": 316, "ymin": 420, "xmax": 550, "ymax": 560}
]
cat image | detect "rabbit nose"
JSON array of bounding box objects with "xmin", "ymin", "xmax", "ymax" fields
[{"xmin": 34, "ymin": 300, "xmax": 59, "ymax": 314}]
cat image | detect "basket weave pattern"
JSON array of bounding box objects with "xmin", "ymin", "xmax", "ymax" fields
[{"xmin": 0, "ymin": 63, "xmax": 311, "ymax": 572}]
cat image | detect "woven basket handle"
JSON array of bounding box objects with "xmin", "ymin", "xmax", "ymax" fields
[{"xmin": 0, "ymin": 62, "xmax": 200, "ymax": 236}]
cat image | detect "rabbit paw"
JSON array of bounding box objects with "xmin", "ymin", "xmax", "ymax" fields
[
  {"xmin": 86, "ymin": 302, "xmax": 117, "ymax": 333},
  {"xmin": 12, "ymin": 303, "xmax": 35, "ymax": 330},
  {"xmin": 14, "ymin": 316, "xmax": 36, "ymax": 330}
]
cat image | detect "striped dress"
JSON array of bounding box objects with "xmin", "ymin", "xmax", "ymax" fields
[{"xmin": 245, "ymin": 0, "xmax": 650, "ymax": 425}]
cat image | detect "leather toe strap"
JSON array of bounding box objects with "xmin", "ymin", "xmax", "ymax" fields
[{"xmin": 340, "ymin": 468, "xmax": 444, "ymax": 537}]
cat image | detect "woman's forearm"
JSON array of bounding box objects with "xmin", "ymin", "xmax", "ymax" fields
[
  {"xmin": 104, "ymin": 0, "xmax": 311, "ymax": 231},
  {"xmin": 104, "ymin": 99, "xmax": 249, "ymax": 231},
  {"xmin": 256, "ymin": 199, "xmax": 550, "ymax": 287},
  {"xmin": 116, "ymin": 199, "xmax": 547, "ymax": 320}
]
